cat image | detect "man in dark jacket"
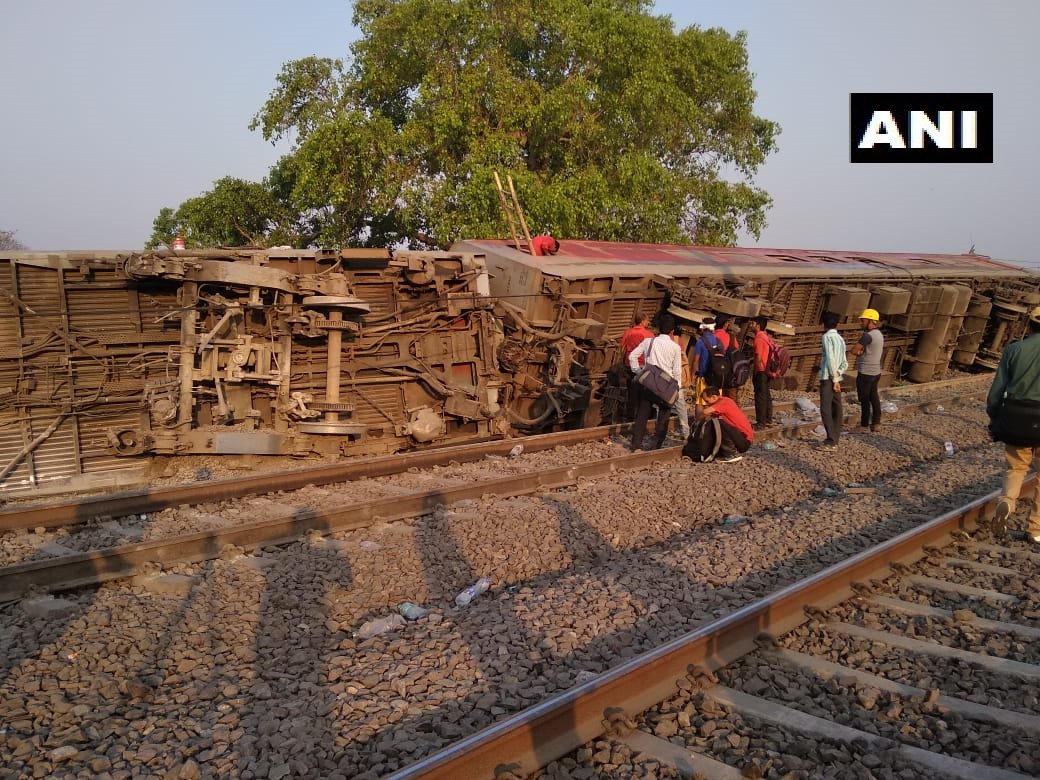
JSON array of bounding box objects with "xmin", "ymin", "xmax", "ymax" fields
[{"xmin": 988, "ymin": 306, "xmax": 1040, "ymax": 543}]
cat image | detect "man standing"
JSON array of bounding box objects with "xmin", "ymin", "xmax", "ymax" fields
[
  {"xmin": 819, "ymin": 311, "xmax": 848, "ymax": 450},
  {"xmin": 628, "ymin": 314, "xmax": 683, "ymax": 451},
  {"xmin": 748, "ymin": 316, "xmax": 773, "ymax": 430},
  {"xmin": 987, "ymin": 305, "xmax": 1040, "ymax": 544},
  {"xmin": 691, "ymin": 316, "xmax": 719, "ymax": 405},
  {"xmin": 714, "ymin": 314, "xmax": 742, "ymax": 401},
  {"xmin": 620, "ymin": 311, "xmax": 654, "ymax": 420},
  {"xmin": 670, "ymin": 328, "xmax": 692, "ymax": 440},
  {"xmin": 851, "ymin": 308, "xmax": 884, "ymax": 432},
  {"xmin": 696, "ymin": 385, "xmax": 754, "ymax": 463}
]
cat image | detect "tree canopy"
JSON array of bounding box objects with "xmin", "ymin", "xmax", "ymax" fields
[{"xmin": 149, "ymin": 0, "xmax": 778, "ymax": 249}]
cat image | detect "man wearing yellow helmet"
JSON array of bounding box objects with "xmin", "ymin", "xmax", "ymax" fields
[{"xmin": 851, "ymin": 308, "xmax": 883, "ymax": 432}]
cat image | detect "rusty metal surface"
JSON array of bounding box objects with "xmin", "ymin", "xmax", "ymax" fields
[{"xmin": 385, "ymin": 485, "xmax": 1010, "ymax": 780}]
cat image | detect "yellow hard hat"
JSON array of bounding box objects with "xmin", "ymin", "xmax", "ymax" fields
[
  {"xmin": 1030, "ymin": 305, "xmax": 1040, "ymax": 325},
  {"xmin": 859, "ymin": 308, "xmax": 880, "ymax": 322}
]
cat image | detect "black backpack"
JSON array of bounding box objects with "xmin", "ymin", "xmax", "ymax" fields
[
  {"xmin": 726, "ymin": 342, "xmax": 752, "ymax": 388},
  {"xmin": 703, "ymin": 334, "xmax": 750, "ymax": 388},
  {"xmin": 682, "ymin": 417, "xmax": 721, "ymax": 462},
  {"xmin": 701, "ymin": 334, "xmax": 731, "ymax": 387}
]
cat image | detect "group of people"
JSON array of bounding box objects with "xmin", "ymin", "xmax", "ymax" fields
[
  {"xmin": 621, "ymin": 311, "xmax": 757, "ymax": 463},
  {"xmin": 619, "ymin": 295, "xmax": 1040, "ymax": 547},
  {"xmin": 619, "ymin": 306, "xmax": 888, "ymax": 462}
]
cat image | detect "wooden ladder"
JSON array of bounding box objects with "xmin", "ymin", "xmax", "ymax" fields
[{"xmin": 494, "ymin": 172, "xmax": 533, "ymax": 253}]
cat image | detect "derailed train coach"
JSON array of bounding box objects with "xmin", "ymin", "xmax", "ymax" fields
[
  {"xmin": 453, "ymin": 239, "xmax": 1040, "ymax": 434},
  {"xmin": 1, "ymin": 241, "xmax": 1037, "ymax": 494}
]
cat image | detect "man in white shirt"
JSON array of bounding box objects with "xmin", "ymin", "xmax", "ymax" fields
[{"xmin": 627, "ymin": 314, "xmax": 684, "ymax": 451}]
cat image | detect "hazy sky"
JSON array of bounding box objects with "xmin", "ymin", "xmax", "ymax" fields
[{"xmin": 2, "ymin": 1, "xmax": 1038, "ymax": 265}]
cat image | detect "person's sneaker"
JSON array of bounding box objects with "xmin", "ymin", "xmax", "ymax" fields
[
  {"xmin": 752, "ymin": 422, "xmax": 770, "ymax": 431},
  {"xmin": 870, "ymin": 424, "xmax": 881, "ymax": 433},
  {"xmin": 993, "ymin": 498, "xmax": 1012, "ymax": 536},
  {"xmin": 819, "ymin": 440, "xmax": 838, "ymax": 451},
  {"xmin": 853, "ymin": 424, "xmax": 870, "ymax": 433},
  {"xmin": 718, "ymin": 453, "xmax": 743, "ymax": 463}
]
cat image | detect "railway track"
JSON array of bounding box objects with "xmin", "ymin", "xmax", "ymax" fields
[
  {"xmin": 0, "ymin": 387, "xmax": 984, "ymax": 602},
  {"xmin": 0, "ymin": 385, "xmax": 1015, "ymax": 778},
  {"xmin": 391, "ymin": 487, "xmax": 1039, "ymax": 779}
]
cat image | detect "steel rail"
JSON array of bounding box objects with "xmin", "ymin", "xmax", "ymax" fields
[
  {"xmin": 1, "ymin": 387, "xmax": 982, "ymax": 534},
  {"xmin": 0, "ymin": 425, "xmax": 626, "ymax": 532},
  {"xmin": 0, "ymin": 447, "xmax": 678, "ymax": 602},
  {"xmin": 387, "ymin": 483, "xmax": 1019, "ymax": 780}
]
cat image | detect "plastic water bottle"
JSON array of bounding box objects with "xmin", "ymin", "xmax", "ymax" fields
[
  {"xmin": 455, "ymin": 577, "xmax": 491, "ymax": 607},
  {"xmin": 944, "ymin": 441, "xmax": 956, "ymax": 456},
  {"xmin": 355, "ymin": 613, "xmax": 406, "ymax": 639},
  {"xmin": 398, "ymin": 602, "xmax": 429, "ymax": 621}
]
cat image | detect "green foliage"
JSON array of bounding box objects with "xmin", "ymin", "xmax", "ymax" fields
[
  {"xmin": 157, "ymin": 0, "xmax": 778, "ymax": 249},
  {"xmin": 145, "ymin": 177, "xmax": 302, "ymax": 249}
]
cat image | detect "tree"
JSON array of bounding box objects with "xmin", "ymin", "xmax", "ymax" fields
[
  {"xmin": 0, "ymin": 230, "xmax": 28, "ymax": 251},
  {"xmin": 163, "ymin": 0, "xmax": 779, "ymax": 249},
  {"xmin": 145, "ymin": 177, "xmax": 304, "ymax": 249}
]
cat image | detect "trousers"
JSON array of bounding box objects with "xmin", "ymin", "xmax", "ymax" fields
[
  {"xmin": 819, "ymin": 380, "xmax": 843, "ymax": 443},
  {"xmin": 1001, "ymin": 444, "xmax": 1040, "ymax": 538},
  {"xmin": 856, "ymin": 373, "xmax": 881, "ymax": 427}
]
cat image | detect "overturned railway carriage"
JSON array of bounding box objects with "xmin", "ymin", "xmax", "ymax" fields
[
  {"xmin": 453, "ymin": 239, "xmax": 1040, "ymax": 428},
  {"xmin": 1, "ymin": 241, "xmax": 1037, "ymax": 495},
  {"xmin": 0, "ymin": 248, "xmax": 503, "ymax": 495}
]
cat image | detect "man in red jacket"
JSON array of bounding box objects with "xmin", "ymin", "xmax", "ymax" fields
[
  {"xmin": 531, "ymin": 235, "xmax": 560, "ymax": 256},
  {"xmin": 699, "ymin": 385, "xmax": 754, "ymax": 463},
  {"xmin": 619, "ymin": 311, "xmax": 654, "ymax": 420}
]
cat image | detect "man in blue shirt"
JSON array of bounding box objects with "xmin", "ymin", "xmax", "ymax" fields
[{"xmin": 691, "ymin": 316, "xmax": 719, "ymax": 405}]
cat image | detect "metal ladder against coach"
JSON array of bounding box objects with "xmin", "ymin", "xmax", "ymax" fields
[{"xmin": 494, "ymin": 172, "xmax": 534, "ymax": 253}]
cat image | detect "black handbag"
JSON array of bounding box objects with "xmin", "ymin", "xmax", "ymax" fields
[
  {"xmin": 991, "ymin": 397, "xmax": 1040, "ymax": 446},
  {"xmin": 636, "ymin": 363, "xmax": 679, "ymax": 405}
]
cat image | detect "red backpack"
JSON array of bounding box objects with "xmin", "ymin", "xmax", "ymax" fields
[{"xmin": 766, "ymin": 338, "xmax": 792, "ymax": 379}]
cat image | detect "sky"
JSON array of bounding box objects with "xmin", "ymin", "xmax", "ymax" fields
[{"xmin": 2, "ymin": 1, "xmax": 1038, "ymax": 266}]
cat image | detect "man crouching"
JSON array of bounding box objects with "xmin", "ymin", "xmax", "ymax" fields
[{"xmin": 696, "ymin": 385, "xmax": 754, "ymax": 463}]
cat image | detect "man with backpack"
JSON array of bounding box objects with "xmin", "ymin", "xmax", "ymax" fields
[
  {"xmin": 691, "ymin": 316, "xmax": 721, "ymax": 403},
  {"xmin": 748, "ymin": 316, "xmax": 774, "ymax": 430},
  {"xmin": 714, "ymin": 314, "xmax": 745, "ymax": 400},
  {"xmin": 692, "ymin": 385, "xmax": 754, "ymax": 463},
  {"xmin": 627, "ymin": 314, "xmax": 683, "ymax": 451}
]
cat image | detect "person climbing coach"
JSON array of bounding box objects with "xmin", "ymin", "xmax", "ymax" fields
[{"xmin": 531, "ymin": 235, "xmax": 560, "ymax": 256}]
